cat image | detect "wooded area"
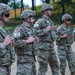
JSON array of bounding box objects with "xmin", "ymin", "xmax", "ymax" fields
[{"xmin": 0, "ymin": 0, "xmax": 75, "ymax": 24}]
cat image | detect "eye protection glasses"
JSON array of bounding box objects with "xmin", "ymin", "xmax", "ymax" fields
[
  {"xmin": 29, "ymin": 16, "xmax": 35, "ymax": 19},
  {"xmin": 4, "ymin": 13, "xmax": 10, "ymax": 18},
  {"xmin": 46, "ymin": 9, "xmax": 53, "ymax": 11},
  {"xmin": 66, "ymin": 19, "xmax": 71, "ymax": 21}
]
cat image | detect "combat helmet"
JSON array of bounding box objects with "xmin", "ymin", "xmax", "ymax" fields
[
  {"xmin": 20, "ymin": 10, "xmax": 36, "ymax": 19},
  {"xmin": 41, "ymin": 3, "xmax": 53, "ymax": 12},
  {"xmin": 0, "ymin": 3, "xmax": 10, "ymax": 15},
  {"xmin": 62, "ymin": 14, "xmax": 72, "ymax": 21}
]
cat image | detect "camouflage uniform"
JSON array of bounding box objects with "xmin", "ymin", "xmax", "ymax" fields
[
  {"xmin": 13, "ymin": 10, "xmax": 36, "ymax": 75},
  {"xmin": 33, "ymin": 3, "xmax": 60, "ymax": 75},
  {"xmin": 56, "ymin": 14, "xmax": 75, "ymax": 75},
  {"xmin": 0, "ymin": 3, "xmax": 15, "ymax": 75}
]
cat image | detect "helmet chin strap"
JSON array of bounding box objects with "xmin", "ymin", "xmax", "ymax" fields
[
  {"xmin": 0, "ymin": 14, "xmax": 6, "ymax": 24},
  {"xmin": 29, "ymin": 17, "xmax": 33, "ymax": 24},
  {"xmin": 0, "ymin": 18, "xmax": 6, "ymax": 24},
  {"xmin": 46, "ymin": 11, "xmax": 51, "ymax": 17},
  {"xmin": 44, "ymin": 10, "xmax": 50, "ymax": 18}
]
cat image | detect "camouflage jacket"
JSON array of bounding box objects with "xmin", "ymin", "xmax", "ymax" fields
[
  {"xmin": 0, "ymin": 25, "xmax": 15, "ymax": 66},
  {"xmin": 34, "ymin": 16, "xmax": 57, "ymax": 49},
  {"xmin": 13, "ymin": 22, "xmax": 36, "ymax": 55},
  {"xmin": 33, "ymin": 15, "xmax": 57, "ymax": 43},
  {"xmin": 56, "ymin": 24, "xmax": 73, "ymax": 46}
]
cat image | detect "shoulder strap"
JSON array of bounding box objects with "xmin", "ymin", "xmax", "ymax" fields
[
  {"xmin": 0, "ymin": 27, "xmax": 5, "ymax": 39},
  {"xmin": 0, "ymin": 27, "xmax": 10, "ymax": 38}
]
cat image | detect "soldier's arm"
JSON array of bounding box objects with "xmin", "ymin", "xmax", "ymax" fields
[
  {"xmin": 57, "ymin": 27, "xmax": 68, "ymax": 40},
  {"xmin": 57, "ymin": 27, "xmax": 63, "ymax": 41},
  {"xmin": 33, "ymin": 22, "xmax": 49, "ymax": 36},
  {"xmin": 13, "ymin": 27, "xmax": 27, "ymax": 47},
  {"xmin": 0, "ymin": 35, "xmax": 12, "ymax": 49},
  {"xmin": 13, "ymin": 27, "xmax": 35, "ymax": 47}
]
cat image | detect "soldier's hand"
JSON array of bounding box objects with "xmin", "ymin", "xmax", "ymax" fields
[
  {"xmin": 26, "ymin": 36, "xmax": 35, "ymax": 44},
  {"xmin": 72, "ymin": 34, "xmax": 74, "ymax": 38},
  {"xmin": 54, "ymin": 26, "xmax": 57, "ymax": 31},
  {"xmin": 3, "ymin": 35, "xmax": 14, "ymax": 46},
  {"xmin": 35, "ymin": 36, "xmax": 39, "ymax": 43},
  {"xmin": 45, "ymin": 26, "xmax": 52, "ymax": 32},
  {"xmin": 63, "ymin": 33, "xmax": 68, "ymax": 38}
]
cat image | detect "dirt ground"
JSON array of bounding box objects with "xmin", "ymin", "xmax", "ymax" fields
[{"xmin": 11, "ymin": 42, "xmax": 75, "ymax": 75}]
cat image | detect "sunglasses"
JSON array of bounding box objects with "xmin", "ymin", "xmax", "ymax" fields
[
  {"xmin": 4, "ymin": 13, "xmax": 10, "ymax": 18},
  {"xmin": 46, "ymin": 9, "xmax": 52, "ymax": 11},
  {"xmin": 29, "ymin": 16, "xmax": 35, "ymax": 19},
  {"xmin": 66, "ymin": 19, "xmax": 71, "ymax": 21}
]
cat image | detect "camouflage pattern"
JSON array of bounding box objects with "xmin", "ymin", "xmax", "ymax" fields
[
  {"xmin": 0, "ymin": 65, "xmax": 11, "ymax": 75},
  {"xmin": 41, "ymin": 3, "xmax": 53, "ymax": 12},
  {"xmin": 62, "ymin": 14, "xmax": 72, "ymax": 21},
  {"xmin": 17, "ymin": 55, "xmax": 36, "ymax": 75},
  {"xmin": 0, "ymin": 3, "xmax": 10, "ymax": 15},
  {"xmin": 33, "ymin": 15, "xmax": 60, "ymax": 75},
  {"xmin": 13, "ymin": 22, "xmax": 36, "ymax": 75},
  {"xmin": 20, "ymin": 10, "xmax": 36, "ymax": 19},
  {"xmin": 0, "ymin": 26, "xmax": 15, "ymax": 75},
  {"xmin": 73, "ymin": 28, "xmax": 75, "ymax": 41},
  {"xmin": 56, "ymin": 24, "xmax": 75, "ymax": 74}
]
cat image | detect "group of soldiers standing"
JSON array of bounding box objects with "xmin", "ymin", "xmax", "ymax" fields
[{"xmin": 0, "ymin": 2, "xmax": 75, "ymax": 75}]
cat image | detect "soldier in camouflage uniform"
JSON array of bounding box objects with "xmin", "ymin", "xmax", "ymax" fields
[
  {"xmin": 33, "ymin": 3, "xmax": 60, "ymax": 75},
  {"xmin": 0, "ymin": 3, "xmax": 15, "ymax": 75},
  {"xmin": 56, "ymin": 14, "xmax": 75, "ymax": 75},
  {"xmin": 13, "ymin": 10, "xmax": 37, "ymax": 75}
]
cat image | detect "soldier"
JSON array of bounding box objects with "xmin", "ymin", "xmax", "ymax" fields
[
  {"xmin": 33, "ymin": 3, "xmax": 60, "ymax": 75},
  {"xmin": 13, "ymin": 10, "xmax": 36, "ymax": 75},
  {"xmin": 0, "ymin": 3, "xmax": 15, "ymax": 75},
  {"xmin": 56, "ymin": 14, "xmax": 75, "ymax": 75}
]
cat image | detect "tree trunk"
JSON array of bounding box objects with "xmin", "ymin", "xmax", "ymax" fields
[
  {"xmin": 21, "ymin": 0, "xmax": 24, "ymax": 13},
  {"xmin": 46, "ymin": 0, "xmax": 50, "ymax": 3},
  {"xmin": 32, "ymin": 0, "xmax": 35, "ymax": 10},
  {"xmin": 61, "ymin": 0, "xmax": 65, "ymax": 15},
  {"xmin": 74, "ymin": 2, "xmax": 75, "ymax": 24},
  {"xmin": 14, "ymin": 0, "xmax": 16, "ymax": 20},
  {"xmin": 0, "ymin": 0, "xmax": 9, "ymax": 4},
  {"xmin": 62, "ymin": 4, "xmax": 65, "ymax": 15}
]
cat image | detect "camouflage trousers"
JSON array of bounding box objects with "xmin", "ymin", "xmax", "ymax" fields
[
  {"xmin": 37, "ymin": 44, "xmax": 60, "ymax": 75},
  {"xmin": 17, "ymin": 55, "xmax": 36, "ymax": 75},
  {"xmin": 0, "ymin": 65, "xmax": 11, "ymax": 75},
  {"xmin": 58, "ymin": 45, "xmax": 75, "ymax": 73}
]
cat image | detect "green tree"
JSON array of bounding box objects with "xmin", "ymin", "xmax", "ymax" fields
[
  {"xmin": 14, "ymin": 0, "xmax": 16, "ymax": 20},
  {"xmin": 0, "ymin": 0, "xmax": 9, "ymax": 4},
  {"xmin": 21, "ymin": 0, "xmax": 24, "ymax": 13},
  {"xmin": 41, "ymin": 0, "xmax": 50, "ymax": 3},
  {"xmin": 46, "ymin": 0, "xmax": 50, "ymax": 3},
  {"xmin": 32, "ymin": 0, "xmax": 36, "ymax": 10},
  {"xmin": 53, "ymin": 0, "xmax": 72, "ymax": 15}
]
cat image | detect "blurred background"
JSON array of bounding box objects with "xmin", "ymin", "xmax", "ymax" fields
[{"xmin": 0, "ymin": 0, "xmax": 75, "ymax": 33}]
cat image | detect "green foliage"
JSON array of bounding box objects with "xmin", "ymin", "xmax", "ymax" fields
[
  {"xmin": 5, "ymin": 20, "xmax": 22, "ymax": 34},
  {"xmin": 35, "ymin": 11, "xmax": 42, "ymax": 20},
  {"xmin": 41, "ymin": 0, "xmax": 45, "ymax": 3},
  {"xmin": 9, "ymin": 0, "xmax": 75, "ymax": 26},
  {"xmin": 8, "ymin": 2, "xmax": 21, "ymax": 9},
  {"xmin": 0, "ymin": 0, "xmax": 9, "ymax": 4},
  {"xmin": 35, "ymin": 5, "xmax": 42, "ymax": 11}
]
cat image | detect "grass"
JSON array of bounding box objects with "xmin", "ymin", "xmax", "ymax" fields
[{"xmin": 5, "ymin": 25, "xmax": 16, "ymax": 35}]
